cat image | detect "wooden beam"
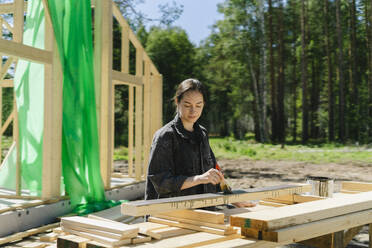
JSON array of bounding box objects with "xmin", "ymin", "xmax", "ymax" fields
[
  {"xmin": 0, "ymin": 223, "xmax": 59, "ymax": 245},
  {"xmin": 94, "ymin": 0, "xmax": 113, "ymax": 188},
  {"xmin": 0, "ymin": 110, "xmax": 14, "ymax": 135},
  {"xmin": 134, "ymin": 48, "xmax": 143, "ymax": 181},
  {"xmin": 0, "ymin": 2, "xmax": 27, "ymax": 14},
  {"xmin": 143, "ymin": 60, "xmax": 151, "ymax": 178},
  {"xmin": 0, "ymin": 79, "xmax": 14, "ymax": 87},
  {"xmin": 230, "ymin": 190, "xmax": 372, "ymax": 231},
  {"xmin": 121, "ymin": 184, "xmax": 311, "ymax": 216},
  {"xmin": 341, "ymin": 181, "xmax": 372, "ymax": 192},
  {"xmin": 240, "ymin": 208, "xmax": 372, "ymax": 243},
  {"xmin": 112, "ymin": 70, "xmax": 142, "ymax": 86},
  {"xmin": 112, "ymin": 3, "xmax": 160, "ymax": 75},
  {"xmin": 0, "ymin": 38, "xmax": 52, "ymax": 64},
  {"xmin": 41, "ymin": 0, "xmax": 62, "ymax": 199}
]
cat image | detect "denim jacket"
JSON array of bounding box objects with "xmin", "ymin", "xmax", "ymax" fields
[{"xmin": 145, "ymin": 115, "xmax": 219, "ymax": 200}]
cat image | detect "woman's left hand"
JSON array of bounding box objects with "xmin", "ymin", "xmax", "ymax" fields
[{"xmin": 231, "ymin": 201, "xmax": 256, "ymax": 208}]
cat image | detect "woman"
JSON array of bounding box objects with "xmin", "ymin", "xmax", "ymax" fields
[{"xmin": 145, "ymin": 79, "xmax": 254, "ymax": 207}]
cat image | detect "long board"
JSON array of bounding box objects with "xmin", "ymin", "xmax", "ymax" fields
[
  {"xmin": 121, "ymin": 184, "xmax": 311, "ymax": 216},
  {"xmin": 230, "ymin": 190, "xmax": 372, "ymax": 231}
]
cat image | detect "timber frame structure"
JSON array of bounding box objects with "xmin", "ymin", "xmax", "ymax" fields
[{"xmin": 0, "ymin": 0, "xmax": 162, "ymax": 200}]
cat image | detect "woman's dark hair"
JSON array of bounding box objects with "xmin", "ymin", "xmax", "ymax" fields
[{"xmin": 173, "ymin": 78, "xmax": 207, "ymax": 105}]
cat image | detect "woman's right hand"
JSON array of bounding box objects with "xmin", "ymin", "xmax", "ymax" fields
[{"xmin": 196, "ymin": 168, "xmax": 224, "ymax": 185}]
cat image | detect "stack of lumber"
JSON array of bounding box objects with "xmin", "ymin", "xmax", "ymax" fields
[
  {"xmin": 230, "ymin": 191, "xmax": 372, "ymax": 244},
  {"xmin": 60, "ymin": 216, "xmax": 141, "ymax": 246}
]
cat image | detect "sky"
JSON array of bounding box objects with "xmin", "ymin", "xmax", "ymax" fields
[{"xmin": 134, "ymin": 0, "xmax": 225, "ymax": 45}]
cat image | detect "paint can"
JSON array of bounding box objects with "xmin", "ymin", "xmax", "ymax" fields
[{"xmin": 306, "ymin": 176, "xmax": 334, "ymax": 197}]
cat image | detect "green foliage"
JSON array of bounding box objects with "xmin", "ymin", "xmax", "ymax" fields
[
  {"xmin": 209, "ymin": 137, "xmax": 372, "ymax": 164},
  {"xmin": 113, "ymin": 146, "xmax": 129, "ymax": 161}
]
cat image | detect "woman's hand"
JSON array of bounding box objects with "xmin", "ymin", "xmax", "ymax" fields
[
  {"xmin": 232, "ymin": 201, "xmax": 257, "ymax": 208},
  {"xmin": 196, "ymin": 168, "xmax": 224, "ymax": 185}
]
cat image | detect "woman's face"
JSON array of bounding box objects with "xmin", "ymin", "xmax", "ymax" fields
[{"xmin": 177, "ymin": 90, "xmax": 204, "ymax": 126}]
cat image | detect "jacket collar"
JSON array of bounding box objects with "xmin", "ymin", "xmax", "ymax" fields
[{"xmin": 173, "ymin": 114, "xmax": 202, "ymax": 141}]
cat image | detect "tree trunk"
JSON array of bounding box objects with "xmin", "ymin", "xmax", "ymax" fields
[
  {"xmin": 301, "ymin": 0, "xmax": 309, "ymax": 143},
  {"xmin": 336, "ymin": 0, "xmax": 346, "ymax": 142},
  {"xmin": 324, "ymin": 0, "xmax": 334, "ymax": 141},
  {"xmin": 369, "ymin": 0, "xmax": 372, "ymax": 139},
  {"xmin": 277, "ymin": 0, "xmax": 285, "ymax": 144},
  {"xmin": 268, "ymin": 0, "xmax": 277, "ymax": 142},
  {"xmin": 349, "ymin": 0, "xmax": 359, "ymax": 141}
]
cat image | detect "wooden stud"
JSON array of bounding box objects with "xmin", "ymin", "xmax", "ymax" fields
[
  {"xmin": 122, "ymin": 184, "xmax": 311, "ymax": 216},
  {"xmin": 57, "ymin": 235, "xmax": 90, "ymax": 248},
  {"xmin": 135, "ymin": 48, "xmax": 143, "ymax": 181},
  {"xmin": 332, "ymin": 231, "xmax": 344, "ymax": 248},
  {"xmin": 12, "ymin": 0, "xmax": 22, "ymax": 195},
  {"xmin": 0, "ymin": 2, "xmax": 28, "ymax": 15},
  {"xmin": 94, "ymin": 0, "xmax": 113, "ymax": 189},
  {"xmin": 0, "ymin": 110, "xmax": 14, "ymax": 135},
  {"xmin": 41, "ymin": 0, "xmax": 62, "ymax": 199},
  {"xmin": 128, "ymin": 86, "xmax": 134, "ymax": 177},
  {"xmin": 143, "ymin": 60, "xmax": 151, "ymax": 178}
]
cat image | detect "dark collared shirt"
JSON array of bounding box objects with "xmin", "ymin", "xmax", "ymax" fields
[{"xmin": 145, "ymin": 115, "xmax": 219, "ymax": 200}]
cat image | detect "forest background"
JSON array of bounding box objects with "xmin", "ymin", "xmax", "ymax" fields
[
  {"xmin": 113, "ymin": 0, "xmax": 372, "ymax": 147},
  {"xmin": 2, "ymin": 0, "xmax": 372, "ymax": 150}
]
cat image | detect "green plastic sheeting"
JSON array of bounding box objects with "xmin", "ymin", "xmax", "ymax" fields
[
  {"xmin": 47, "ymin": 0, "xmax": 118, "ymax": 213},
  {"xmin": 0, "ymin": 0, "xmax": 45, "ymax": 195},
  {"xmin": 0, "ymin": 0, "xmax": 119, "ymax": 214}
]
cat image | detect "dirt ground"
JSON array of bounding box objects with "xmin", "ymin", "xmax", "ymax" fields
[{"xmin": 218, "ymin": 159, "xmax": 372, "ymax": 248}]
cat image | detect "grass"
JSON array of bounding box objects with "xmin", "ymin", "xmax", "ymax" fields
[
  {"xmin": 114, "ymin": 146, "xmax": 129, "ymax": 161},
  {"xmin": 209, "ymin": 137, "xmax": 372, "ymax": 164}
]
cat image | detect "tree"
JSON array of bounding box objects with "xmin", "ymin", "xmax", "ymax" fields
[
  {"xmin": 145, "ymin": 27, "xmax": 196, "ymax": 123},
  {"xmin": 301, "ymin": 0, "xmax": 309, "ymax": 143}
]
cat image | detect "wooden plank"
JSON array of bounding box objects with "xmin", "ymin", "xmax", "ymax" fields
[
  {"xmin": 332, "ymin": 230, "xmax": 344, "ymax": 248},
  {"xmin": 134, "ymin": 48, "xmax": 143, "ymax": 181},
  {"xmin": 196, "ymin": 238, "xmax": 271, "ymax": 248},
  {"xmin": 0, "ymin": 79, "xmax": 14, "ymax": 87},
  {"xmin": 230, "ymin": 190, "xmax": 372, "ymax": 231},
  {"xmin": 159, "ymin": 209, "xmax": 225, "ymax": 224},
  {"xmin": 112, "ymin": 70, "xmax": 142, "ymax": 86},
  {"xmin": 62, "ymin": 223, "xmax": 128, "ymax": 240},
  {"xmin": 149, "ymin": 217, "xmax": 237, "ymax": 236},
  {"xmin": 57, "ymin": 235, "xmax": 90, "ymax": 248},
  {"xmin": 130, "ymin": 222, "xmax": 165, "ymax": 240},
  {"xmin": 61, "ymin": 227, "xmax": 132, "ymax": 247},
  {"xmin": 39, "ymin": 232, "xmax": 58, "ymax": 242},
  {"xmin": 0, "ymin": 38, "xmax": 52, "ymax": 64},
  {"xmin": 150, "ymin": 226, "xmax": 196, "ymax": 239},
  {"xmin": 61, "ymin": 216, "xmax": 139, "ymax": 238},
  {"xmin": 341, "ymin": 181, "xmax": 372, "ymax": 192},
  {"xmin": 0, "ymin": 223, "xmax": 59, "ymax": 245},
  {"xmin": 121, "ymin": 184, "xmax": 311, "ymax": 216},
  {"xmin": 131, "ymin": 235, "xmax": 151, "ymax": 244},
  {"xmin": 340, "ymin": 189, "xmax": 362, "ymax": 194},
  {"xmin": 120, "ymin": 232, "xmax": 241, "ymax": 248},
  {"xmin": 153, "ymin": 213, "xmax": 232, "ymax": 231},
  {"xmin": 299, "ymin": 233, "xmax": 332, "ymax": 248},
  {"xmin": 41, "ymin": 0, "xmax": 62, "ymax": 199},
  {"xmin": 94, "ymin": 0, "xmax": 113, "ymax": 189},
  {"xmin": 242, "ymin": 208, "xmax": 372, "ymax": 243}
]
